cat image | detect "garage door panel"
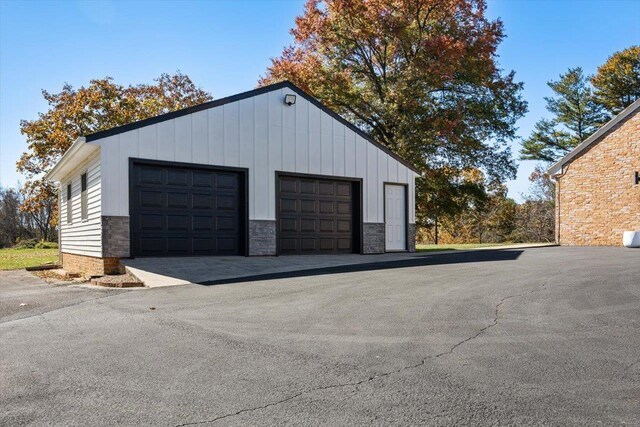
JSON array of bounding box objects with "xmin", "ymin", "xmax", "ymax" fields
[
  {"xmin": 139, "ymin": 214, "xmax": 163, "ymax": 231},
  {"xmin": 167, "ymin": 237, "xmax": 190, "ymax": 253},
  {"xmin": 167, "ymin": 192, "xmax": 189, "ymax": 208},
  {"xmin": 337, "ymin": 201, "xmax": 351, "ymax": 215},
  {"xmin": 216, "ymin": 238, "xmax": 237, "ymax": 253},
  {"xmin": 300, "ymin": 239, "xmax": 317, "ymax": 251},
  {"xmin": 192, "ymin": 216, "xmax": 213, "ymax": 231},
  {"xmin": 280, "ymin": 218, "xmax": 297, "ymax": 232},
  {"xmin": 318, "ymin": 200, "xmax": 334, "ymax": 214},
  {"xmin": 167, "ymin": 170, "xmax": 188, "ymax": 186},
  {"xmin": 193, "ymin": 238, "xmax": 214, "ymax": 253},
  {"xmin": 300, "ymin": 180, "xmax": 316, "ymax": 194},
  {"xmin": 300, "ymin": 219, "xmax": 316, "ymax": 232},
  {"xmin": 318, "ymin": 182, "xmax": 334, "ymax": 195},
  {"xmin": 216, "ymin": 216, "xmax": 237, "ymax": 232},
  {"xmin": 167, "ymin": 215, "xmax": 189, "ymax": 231},
  {"xmin": 337, "ymin": 220, "xmax": 351, "ymax": 232},
  {"xmin": 336, "ymin": 183, "xmax": 351, "ymax": 196},
  {"xmin": 278, "ymin": 174, "xmax": 358, "ymax": 255},
  {"xmin": 280, "ymin": 198, "xmax": 298, "ymax": 213},
  {"xmin": 193, "ymin": 171, "xmax": 213, "ymax": 187},
  {"xmin": 193, "ymin": 194, "xmax": 213, "ymax": 209},
  {"xmin": 280, "ymin": 178, "xmax": 298, "ymax": 193},
  {"xmin": 138, "ymin": 238, "xmax": 163, "ymax": 254},
  {"xmin": 300, "ymin": 199, "xmax": 317, "ymax": 213},
  {"xmin": 319, "ymin": 219, "xmax": 334, "ymax": 232},
  {"xmin": 139, "ymin": 167, "xmax": 162, "ymax": 185},
  {"xmin": 139, "ymin": 191, "xmax": 163, "ymax": 208},
  {"xmin": 280, "ymin": 238, "xmax": 297, "ymax": 251},
  {"xmin": 216, "ymin": 195, "xmax": 236, "ymax": 210},
  {"xmin": 319, "ymin": 239, "xmax": 334, "ymax": 251},
  {"xmin": 337, "ymin": 238, "xmax": 351, "ymax": 250},
  {"xmin": 217, "ymin": 173, "xmax": 238, "ymax": 189},
  {"xmin": 131, "ymin": 162, "xmax": 244, "ymax": 257}
]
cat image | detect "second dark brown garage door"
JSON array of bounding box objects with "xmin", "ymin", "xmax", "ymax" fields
[{"xmin": 277, "ymin": 174, "xmax": 361, "ymax": 255}]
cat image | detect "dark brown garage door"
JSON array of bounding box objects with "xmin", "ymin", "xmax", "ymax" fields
[
  {"xmin": 130, "ymin": 161, "xmax": 246, "ymax": 257},
  {"xmin": 277, "ymin": 174, "xmax": 360, "ymax": 254}
]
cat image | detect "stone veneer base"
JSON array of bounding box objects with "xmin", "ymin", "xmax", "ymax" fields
[
  {"xmin": 249, "ymin": 220, "xmax": 277, "ymax": 255},
  {"xmin": 363, "ymin": 223, "xmax": 385, "ymax": 254},
  {"xmin": 408, "ymin": 223, "xmax": 416, "ymax": 253},
  {"xmin": 102, "ymin": 216, "xmax": 130, "ymax": 258}
]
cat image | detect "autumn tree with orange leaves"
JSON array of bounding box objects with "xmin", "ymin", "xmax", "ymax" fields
[
  {"xmin": 260, "ymin": 0, "xmax": 527, "ymax": 230},
  {"xmin": 17, "ymin": 72, "xmax": 212, "ymax": 234}
]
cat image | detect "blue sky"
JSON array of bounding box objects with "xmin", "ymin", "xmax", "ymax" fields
[{"xmin": 1, "ymin": 0, "xmax": 638, "ymax": 201}]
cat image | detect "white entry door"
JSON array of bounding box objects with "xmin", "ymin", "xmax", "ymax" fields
[{"xmin": 385, "ymin": 184, "xmax": 407, "ymax": 251}]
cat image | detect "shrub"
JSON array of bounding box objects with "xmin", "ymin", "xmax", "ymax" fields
[
  {"xmin": 13, "ymin": 239, "xmax": 58, "ymax": 249},
  {"xmin": 14, "ymin": 238, "xmax": 39, "ymax": 249},
  {"xmin": 35, "ymin": 241, "xmax": 58, "ymax": 249}
]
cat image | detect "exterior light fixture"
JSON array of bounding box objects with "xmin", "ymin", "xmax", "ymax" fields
[{"xmin": 284, "ymin": 94, "xmax": 296, "ymax": 106}]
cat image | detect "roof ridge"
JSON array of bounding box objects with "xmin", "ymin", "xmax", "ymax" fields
[{"xmin": 84, "ymin": 80, "xmax": 420, "ymax": 173}]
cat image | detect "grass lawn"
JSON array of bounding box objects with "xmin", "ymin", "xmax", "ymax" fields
[
  {"xmin": 416, "ymin": 243, "xmax": 515, "ymax": 253},
  {"xmin": 0, "ymin": 248, "xmax": 59, "ymax": 271}
]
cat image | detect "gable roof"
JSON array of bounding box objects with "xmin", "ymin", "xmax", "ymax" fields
[
  {"xmin": 547, "ymin": 98, "xmax": 640, "ymax": 176},
  {"xmin": 85, "ymin": 80, "xmax": 420, "ymax": 173}
]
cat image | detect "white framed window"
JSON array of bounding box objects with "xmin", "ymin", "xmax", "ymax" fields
[
  {"xmin": 81, "ymin": 172, "xmax": 88, "ymax": 221},
  {"xmin": 66, "ymin": 183, "xmax": 72, "ymax": 224}
]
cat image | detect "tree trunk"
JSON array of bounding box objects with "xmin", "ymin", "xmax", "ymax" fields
[{"xmin": 434, "ymin": 217, "xmax": 439, "ymax": 245}]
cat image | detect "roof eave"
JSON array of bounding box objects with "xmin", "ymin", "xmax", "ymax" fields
[
  {"xmin": 44, "ymin": 137, "xmax": 99, "ymax": 183},
  {"xmin": 546, "ymin": 99, "xmax": 640, "ymax": 177}
]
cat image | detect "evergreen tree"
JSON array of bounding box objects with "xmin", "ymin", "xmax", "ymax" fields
[{"xmin": 521, "ymin": 67, "xmax": 606, "ymax": 162}]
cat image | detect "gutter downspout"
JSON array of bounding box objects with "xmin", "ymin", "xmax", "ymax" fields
[
  {"xmin": 553, "ymin": 164, "xmax": 569, "ymax": 245},
  {"xmin": 57, "ymin": 184, "xmax": 62, "ymax": 265}
]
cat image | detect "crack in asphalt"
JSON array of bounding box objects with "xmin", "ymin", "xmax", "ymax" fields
[{"xmin": 174, "ymin": 277, "xmax": 550, "ymax": 426}]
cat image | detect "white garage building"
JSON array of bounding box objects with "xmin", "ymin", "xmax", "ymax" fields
[{"xmin": 45, "ymin": 81, "xmax": 419, "ymax": 275}]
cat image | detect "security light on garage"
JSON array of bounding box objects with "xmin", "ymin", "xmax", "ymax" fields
[{"xmin": 284, "ymin": 94, "xmax": 296, "ymax": 106}]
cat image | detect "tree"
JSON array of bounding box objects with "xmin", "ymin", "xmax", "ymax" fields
[
  {"xmin": 17, "ymin": 72, "xmax": 212, "ymax": 222},
  {"xmin": 0, "ymin": 188, "xmax": 23, "ymax": 247},
  {"xmin": 0, "ymin": 186, "xmax": 54, "ymax": 247},
  {"xmin": 521, "ymin": 67, "xmax": 606, "ymax": 162},
  {"xmin": 260, "ymin": 0, "xmax": 527, "ymax": 228},
  {"xmin": 511, "ymin": 166, "xmax": 555, "ymax": 243},
  {"xmin": 591, "ymin": 46, "xmax": 640, "ymax": 115}
]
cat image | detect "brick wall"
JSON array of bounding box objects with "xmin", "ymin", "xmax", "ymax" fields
[
  {"xmin": 62, "ymin": 252, "xmax": 122, "ymax": 277},
  {"xmin": 556, "ymin": 109, "xmax": 640, "ymax": 246}
]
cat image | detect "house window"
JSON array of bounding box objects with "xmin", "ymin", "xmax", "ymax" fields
[
  {"xmin": 66, "ymin": 183, "xmax": 72, "ymax": 224},
  {"xmin": 81, "ymin": 173, "xmax": 88, "ymax": 221}
]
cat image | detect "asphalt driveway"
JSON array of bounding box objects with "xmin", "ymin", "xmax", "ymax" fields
[{"xmin": 1, "ymin": 246, "xmax": 638, "ymax": 425}]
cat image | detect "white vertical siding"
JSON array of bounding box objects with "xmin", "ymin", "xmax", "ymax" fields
[
  {"xmin": 60, "ymin": 153, "xmax": 102, "ymax": 257},
  {"xmin": 96, "ymin": 87, "xmax": 418, "ymax": 223}
]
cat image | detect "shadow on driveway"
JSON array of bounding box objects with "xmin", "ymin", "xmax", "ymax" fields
[{"xmin": 199, "ymin": 249, "xmax": 524, "ymax": 286}]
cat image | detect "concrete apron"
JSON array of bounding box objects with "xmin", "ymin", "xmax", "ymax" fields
[{"xmin": 121, "ymin": 243, "xmax": 554, "ymax": 288}]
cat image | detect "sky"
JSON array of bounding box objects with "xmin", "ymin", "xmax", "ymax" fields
[{"xmin": 1, "ymin": 0, "xmax": 638, "ymax": 201}]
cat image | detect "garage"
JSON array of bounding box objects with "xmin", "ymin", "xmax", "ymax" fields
[
  {"xmin": 46, "ymin": 81, "xmax": 418, "ymax": 275},
  {"xmin": 129, "ymin": 160, "xmax": 247, "ymax": 257},
  {"xmin": 277, "ymin": 173, "xmax": 361, "ymax": 254}
]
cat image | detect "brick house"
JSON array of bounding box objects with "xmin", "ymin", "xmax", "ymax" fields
[
  {"xmin": 548, "ymin": 99, "xmax": 640, "ymax": 246},
  {"xmin": 45, "ymin": 81, "xmax": 418, "ymax": 276}
]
